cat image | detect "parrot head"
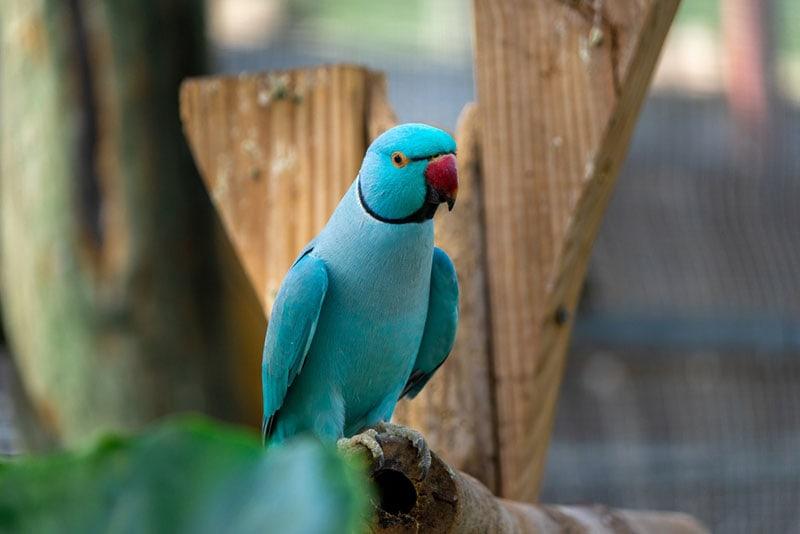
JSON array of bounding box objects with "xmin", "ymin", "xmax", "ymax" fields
[{"xmin": 357, "ymin": 123, "xmax": 458, "ymax": 224}]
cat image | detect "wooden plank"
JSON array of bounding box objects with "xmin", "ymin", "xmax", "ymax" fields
[
  {"xmin": 180, "ymin": 66, "xmax": 391, "ymax": 314},
  {"xmin": 472, "ymin": 0, "xmax": 680, "ymax": 501},
  {"xmin": 393, "ymin": 104, "xmax": 498, "ymax": 490}
]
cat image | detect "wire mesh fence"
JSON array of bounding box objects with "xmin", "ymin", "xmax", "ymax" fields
[
  {"xmin": 542, "ymin": 346, "xmax": 800, "ymax": 533},
  {"xmin": 542, "ymin": 89, "xmax": 800, "ymax": 533}
]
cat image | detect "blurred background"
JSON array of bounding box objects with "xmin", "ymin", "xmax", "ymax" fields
[{"xmin": 2, "ymin": 1, "xmax": 799, "ymax": 532}]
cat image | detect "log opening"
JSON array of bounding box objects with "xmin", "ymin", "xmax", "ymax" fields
[{"xmin": 361, "ymin": 426, "xmax": 709, "ymax": 534}]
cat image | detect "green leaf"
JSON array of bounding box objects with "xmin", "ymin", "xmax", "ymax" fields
[{"xmin": 0, "ymin": 417, "xmax": 371, "ymax": 534}]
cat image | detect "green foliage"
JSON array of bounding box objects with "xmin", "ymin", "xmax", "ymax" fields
[
  {"xmin": 291, "ymin": 0, "xmax": 425, "ymax": 43},
  {"xmin": 674, "ymin": 0, "xmax": 800, "ymax": 58},
  {"xmin": 674, "ymin": 1, "xmax": 721, "ymax": 31},
  {"xmin": 0, "ymin": 417, "xmax": 371, "ymax": 534},
  {"xmin": 288, "ymin": 0, "xmax": 471, "ymax": 61},
  {"xmin": 778, "ymin": 0, "xmax": 800, "ymax": 58}
]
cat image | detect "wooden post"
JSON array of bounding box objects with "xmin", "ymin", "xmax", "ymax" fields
[
  {"xmin": 180, "ymin": 66, "xmax": 399, "ymax": 428},
  {"xmin": 472, "ymin": 0, "xmax": 680, "ymax": 501},
  {"xmin": 180, "ymin": 66, "xmax": 395, "ymax": 315}
]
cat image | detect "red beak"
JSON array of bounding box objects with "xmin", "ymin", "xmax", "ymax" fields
[{"xmin": 424, "ymin": 153, "xmax": 458, "ymax": 211}]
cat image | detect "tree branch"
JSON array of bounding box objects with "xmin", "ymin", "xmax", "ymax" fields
[{"xmin": 363, "ymin": 427, "xmax": 708, "ymax": 533}]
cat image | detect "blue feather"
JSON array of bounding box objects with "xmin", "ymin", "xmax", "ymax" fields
[
  {"xmin": 261, "ymin": 252, "xmax": 328, "ymax": 439},
  {"xmin": 401, "ymin": 247, "xmax": 459, "ymax": 399}
]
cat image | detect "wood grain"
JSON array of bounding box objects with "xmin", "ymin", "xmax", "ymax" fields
[
  {"xmin": 472, "ymin": 0, "xmax": 680, "ymax": 501},
  {"xmin": 393, "ymin": 104, "xmax": 498, "ymax": 490},
  {"xmin": 180, "ymin": 66, "xmax": 391, "ymax": 314}
]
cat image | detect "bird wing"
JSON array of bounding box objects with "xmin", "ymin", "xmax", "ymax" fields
[
  {"xmin": 401, "ymin": 247, "xmax": 459, "ymax": 399},
  {"xmin": 262, "ymin": 250, "xmax": 328, "ymax": 440}
]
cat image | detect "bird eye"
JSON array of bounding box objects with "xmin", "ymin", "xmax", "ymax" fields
[{"xmin": 391, "ymin": 151, "xmax": 409, "ymax": 168}]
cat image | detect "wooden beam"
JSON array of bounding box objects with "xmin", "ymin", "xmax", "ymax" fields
[
  {"xmin": 472, "ymin": 0, "xmax": 680, "ymax": 501},
  {"xmin": 180, "ymin": 66, "xmax": 394, "ymax": 314}
]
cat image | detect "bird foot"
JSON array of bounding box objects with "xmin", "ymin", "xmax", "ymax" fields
[
  {"xmin": 337, "ymin": 428, "xmax": 385, "ymax": 470},
  {"xmin": 374, "ymin": 421, "xmax": 432, "ymax": 478}
]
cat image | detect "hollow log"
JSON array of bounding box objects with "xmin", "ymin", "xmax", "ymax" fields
[{"xmin": 363, "ymin": 427, "xmax": 709, "ymax": 533}]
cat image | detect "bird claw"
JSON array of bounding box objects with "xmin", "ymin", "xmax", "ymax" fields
[
  {"xmin": 338, "ymin": 423, "xmax": 433, "ymax": 479},
  {"xmin": 374, "ymin": 421, "xmax": 432, "ymax": 479},
  {"xmin": 337, "ymin": 428, "xmax": 385, "ymax": 470}
]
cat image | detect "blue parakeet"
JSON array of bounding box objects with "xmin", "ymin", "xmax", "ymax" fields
[{"xmin": 262, "ymin": 123, "xmax": 459, "ymax": 450}]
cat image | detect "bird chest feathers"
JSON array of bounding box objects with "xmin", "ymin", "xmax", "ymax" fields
[{"xmin": 313, "ymin": 184, "xmax": 435, "ymax": 323}]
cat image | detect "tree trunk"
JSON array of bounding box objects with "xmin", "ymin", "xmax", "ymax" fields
[{"xmin": 0, "ymin": 0, "xmax": 238, "ymax": 445}]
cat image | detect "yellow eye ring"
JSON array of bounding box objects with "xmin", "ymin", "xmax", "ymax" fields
[{"xmin": 391, "ymin": 151, "xmax": 409, "ymax": 168}]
